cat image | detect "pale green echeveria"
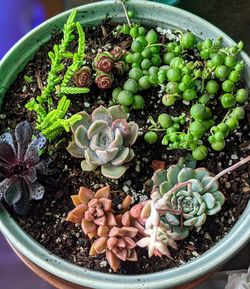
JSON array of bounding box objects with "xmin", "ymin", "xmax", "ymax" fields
[
  {"xmin": 67, "ymin": 105, "xmax": 138, "ymax": 179},
  {"xmin": 152, "ymin": 157, "xmax": 225, "ymax": 228}
]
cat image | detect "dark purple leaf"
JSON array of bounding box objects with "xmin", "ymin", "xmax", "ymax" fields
[
  {"xmin": 0, "ymin": 161, "xmax": 12, "ymax": 178},
  {"xmin": 4, "ymin": 177, "xmax": 22, "ymax": 205},
  {"xmin": 15, "ymin": 121, "xmax": 33, "ymax": 160},
  {"xmin": 34, "ymin": 160, "xmax": 47, "ymax": 174},
  {"xmin": 0, "ymin": 132, "xmax": 16, "ymax": 152},
  {"xmin": 13, "ymin": 181, "xmax": 30, "ymax": 216},
  {"xmin": 24, "ymin": 145, "xmax": 39, "ymax": 165},
  {"xmin": 0, "ymin": 142, "xmax": 16, "ymax": 164},
  {"xmin": 30, "ymin": 134, "xmax": 46, "ymax": 150},
  {"xmin": 28, "ymin": 181, "xmax": 45, "ymax": 200},
  {"xmin": 25, "ymin": 167, "xmax": 37, "ymax": 183},
  {"xmin": 0, "ymin": 178, "xmax": 12, "ymax": 199}
]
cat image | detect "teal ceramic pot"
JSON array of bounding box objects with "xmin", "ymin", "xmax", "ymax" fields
[{"xmin": 0, "ymin": 1, "xmax": 249, "ymax": 288}]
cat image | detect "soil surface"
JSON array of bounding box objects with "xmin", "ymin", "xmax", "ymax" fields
[{"xmin": 0, "ymin": 23, "xmax": 249, "ymax": 275}]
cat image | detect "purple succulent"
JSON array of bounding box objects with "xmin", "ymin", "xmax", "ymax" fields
[{"xmin": 0, "ymin": 121, "xmax": 47, "ymax": 215}]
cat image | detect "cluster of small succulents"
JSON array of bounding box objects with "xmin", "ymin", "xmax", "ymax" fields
[
  {"xmin": 67, "ymin": 185, "xmax": 140, "ymax": 271},
  {"xmin": 67, "ymin": 105, "xmax": 138, "ymax": 179},
  {"xmin": 92, "ymin": 47, "xmax": 128, "ymax": 90},
  {"xmin": 1, "ymin": 6, "xmax": 250, "ymax": 276},
  {"xmin": 0, "ymin": 122, "xmax": 47, "ymax": 215}
]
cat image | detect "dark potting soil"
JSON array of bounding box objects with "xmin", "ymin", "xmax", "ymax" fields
[{"xmin": 0, "ymin": 23, "xmax": 250, "ymax": 275}]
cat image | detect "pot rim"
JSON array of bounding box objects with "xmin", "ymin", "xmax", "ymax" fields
[{"xmin": 0, "ymin": 1, "xmax": 250, "ymax": 288}]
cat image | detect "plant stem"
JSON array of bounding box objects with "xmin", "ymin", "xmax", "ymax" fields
[
  {"xmin": 165, "ymin": 181, "xmax": 193, "ymax": 196},
  {"xmin": 117, "ymin": 0, "xmax": 131, "ymax": 27},
  {"xmin": 204, "ymin": 155, "xmax": 250, "ymax": 192}
]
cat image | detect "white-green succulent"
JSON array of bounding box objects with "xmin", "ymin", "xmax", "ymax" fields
[
  {"xmin": 152, "ymin": 155, "xmax": 225, "ymax": 228},
  {"xmin": 67, "ymin": 105, "xmax": 138, "ymax": 179}
]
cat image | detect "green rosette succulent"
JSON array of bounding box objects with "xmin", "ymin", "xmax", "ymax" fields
[
  {"xmin": 67, "ymin": 105, "xmax": 138, "ymax": 179},
  {"xmin": 152, "ymin": 155, "xmax": 225, "ymax": 228}
]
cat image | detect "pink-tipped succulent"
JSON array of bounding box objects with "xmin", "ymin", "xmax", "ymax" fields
[
  {"xmin": 66, "ymin": 185, "xmax": 117, "ymax": 239},
  {"xmin": 67, "ymin": 105, "xmax": 138, "ymax": 179},
  {"xmin": 0, "ymin": 121, "xmax": 47, "ymax": 215},
  {"xmin": 90, "ymin": 224, "xmax": 138, "ymax": 272},
  {"xmin": 93, "ymin": 52, "xmax": 114, "ymax": 73},
  {"xmin": 111, "ymin": 46, "xmax": 127, "ymax": 61},
  {"xmin": 95, "ymin": 72, "xmax": 113, "ymax": 90},
  {"xmin": 73, "ymin": 66, "xmax": 92, "ymax": 87}
]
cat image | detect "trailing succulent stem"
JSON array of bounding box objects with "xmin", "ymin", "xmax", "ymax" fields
[{"xmin": 25, "ymin": 10, "xmax": 89, "ymax": 142}]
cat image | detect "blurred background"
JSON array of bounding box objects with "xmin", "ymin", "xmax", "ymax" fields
[{"xmin": 0, "ymin": 0, "xmax": 249, "ymax": 288}]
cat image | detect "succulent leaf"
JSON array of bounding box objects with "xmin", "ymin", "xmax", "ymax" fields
[
  {"xmin": 81, "ymin": 160, "xmax": 98, "ymax": 172},
  {"xmin": 177, "ymin": 167, "xmax": 195, "ymax": 183},
  {"xmin": 101, "ymin": 164, "xmax": 127, "ymax": 179},
  {"xmin": 74, "ymin": 125, "xmax": 89, "ymax": 149},
  {"xmin": 92, "ymin": 106, "xmax": 113, "ymax": 123},
  {"xmin": 67, "ymin": 141, "xmax": 86, "ymax": 158},
  {"xmin": 167, "ymin": 165, "xmax": 181, "ymax": 186},
  {"xmin": 159, "ymin": 181, "xmax": 172, "ymax": 195},
  {"xmin": 15, "ymin": 121, "xmax": 33, "ymax": 159},
  {"xmin": 108, "ymin": 105, "xmax": 128, "ymax": 121},
  {"xmin": 71, "ymin": 111, "xmax": 91, "ymax": 133}
]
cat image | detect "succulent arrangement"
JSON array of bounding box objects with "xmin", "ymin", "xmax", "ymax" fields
[
  {"xmin": 67, "ymin": 105, "xmax": 138, "ymax": 179},
  {"xmin": 0, "ymin": 2, "xmax": 249, "ymax": 276}
]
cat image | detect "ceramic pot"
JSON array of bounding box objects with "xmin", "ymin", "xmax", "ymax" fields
[{"xmin": 0, "ymin": 1, "xmax": 249, "ymax": 288}]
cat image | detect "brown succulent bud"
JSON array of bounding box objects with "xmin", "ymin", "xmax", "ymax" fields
[
  {"xmin": 73, "ymin": 66, "xmax": 92, "ymax": 87},
  {"xmin": 113, "ymin": 61, "xmax": 127, "ymax": 76},
  {"xmin": 93, "ymin": 52, "xmax": 114, "ymax": 73},
  {"xmin": 95, "ymin": 72, "xmax": 113, "ymax": 89},
  {"xmin": 111, "ymin": 46, "xmax": 127, "ymax": 61}
]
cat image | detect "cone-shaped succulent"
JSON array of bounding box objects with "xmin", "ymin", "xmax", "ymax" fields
[
  {"xmin": 111, "ymin": 46, "xmax": 127, "ymax": 61},
  {"xmin": 67, "ymin": 105, "xmax": 138, "ymax": 179},
  {"xmin": 90, "ymin": 225, "xmax": 138, "ymax": 272},
  {"xmin": 66, "ymin": 185, "xmax": 117, "ymax": 239},
  {"xmin": 93, "ymin": 51, "xmax": 114, "ymax": 73},
  {"xmin": 73, "ymin": 66, "xmax": 92, "ymax": 87},
  {"xmin": 0, "ymin": 121, "xmax": 47, "ymax": 215},
  {"xmin": 152, "ymin": 156, "xmax": 226, "ymax": 228},
  {"xmin": 95, "ymin": 72, "xmax": 113, "ymax": 90}
]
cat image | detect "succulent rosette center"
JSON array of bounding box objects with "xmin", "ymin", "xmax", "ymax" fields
[{"xmin": 67, "ymin": 105, "xmax": 138, "ymax": 179}]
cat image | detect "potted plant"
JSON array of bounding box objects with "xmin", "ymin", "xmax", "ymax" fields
[{"xmin": 0, "ymin": 1, "xmax": 249, "ymax": 289}]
